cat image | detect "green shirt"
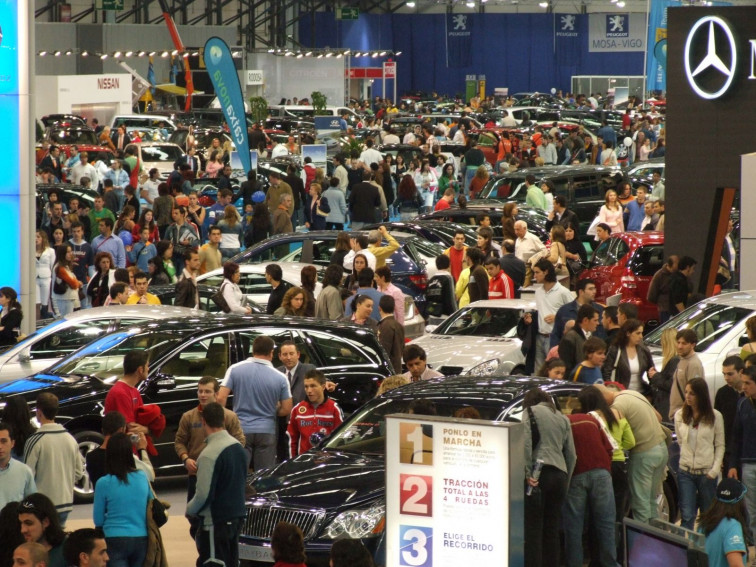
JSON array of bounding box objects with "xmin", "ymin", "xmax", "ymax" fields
[{"xmin": 88, "ymin": 208, "xmax": 116, "ymax": 240}]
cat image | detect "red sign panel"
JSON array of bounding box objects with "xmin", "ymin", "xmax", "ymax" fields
[
  {"xmin": 384, "ymin": 62, "xmax": 396, "ymax": 79},
  {"xmin": 346, "ymin": 67, "xmax": 385, "ymax": 79}
]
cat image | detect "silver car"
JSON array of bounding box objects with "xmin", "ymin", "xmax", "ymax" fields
[
  {"xmin": 0, "ymin": 305, "xmax": 208, "ymax": 383},
  {"xmin": 411, "ymin": 299, "xmax": 536, "ymax": 376}
]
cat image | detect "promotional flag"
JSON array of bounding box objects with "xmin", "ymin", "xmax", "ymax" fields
[
  {"xmin": 204, "ymin": 37, "xmax": 251, "ymax": 175},
  {"xmin": 445, "ymin": 13, "xmax": 473, "ymax": 68},
  {"xmin": 645, "ymin": 0, "xmax": 679, "ymax": 93},
  {"xmin": 147, "ymin": 56, "xmax": 156, "ymax": 96}
]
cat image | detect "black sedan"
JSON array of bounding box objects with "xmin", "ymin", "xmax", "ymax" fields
[
  {"xmin": 240, "ymin": 376, "xmax": 679, "ymax": 566},
  {"xmin": 416, "ymin": 204, "xmax": 551, "ymax": 243},
  {"xmin": 0, "ymin": 315, "xmax": 393, "ymax": 500}
]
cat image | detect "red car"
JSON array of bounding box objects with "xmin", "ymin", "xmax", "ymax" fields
[{"xmin": 579, "ymin": 231, "xmax": 665, "ymax": 325}]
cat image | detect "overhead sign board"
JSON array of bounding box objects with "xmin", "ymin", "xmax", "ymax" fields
[
  {"xmin": 246, "ymin": 69, "xmax": 264, "ymax": 86},
  {"xmin": 385, "ymin": 414, "xmax": 524, "ymax": 567},
  {"xmin": 589, "ymin": 13, "xmax": 646, "ymax": 52},
  {"xmin": 339, "ymin": 7, "xmax": 359, "ymax": 20}
]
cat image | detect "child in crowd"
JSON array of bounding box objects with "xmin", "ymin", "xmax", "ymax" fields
[{"xmin": 569, "ymin": 336, "xmax": 607, "ymax": 384}]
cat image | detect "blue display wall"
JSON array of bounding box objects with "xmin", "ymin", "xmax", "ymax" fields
[{"xmin": 300, "ymin": 12, "xmax": 645, "ymax": 96}]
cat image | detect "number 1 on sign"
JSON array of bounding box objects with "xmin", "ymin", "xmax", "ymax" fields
[{"xmin": 407, "ymin": 425, "xmax": 425, "ymax": 464}]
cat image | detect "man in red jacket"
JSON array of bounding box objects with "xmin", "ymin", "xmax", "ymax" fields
[
  {"xmin": 485, "ymin": 257, "xmax": 515, "ymax": 300},
  {"xmin": 287, "ymin": 370, "xmax": 343, "ymax": 457}
]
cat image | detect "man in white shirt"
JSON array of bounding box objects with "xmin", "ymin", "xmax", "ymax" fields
[
  {"xmin": 402, "ymin": 344, "xmax": 443, "ymax": 382},
  {"xmin": 452, "ymin": 123, "xmax": 466, "ymax": 144},
  {"xmin": 140, "ymin": 168, "xmax": 161, "ymax": 210},
  {"xmin": 270, "ymin": 139, "xmax": 289, "ymax": 159},
  {"xmin": 70, "ymin": 152, "xmax": 98, "ymax": 187},
  {"xmin": 537, "ymin": 137, "xmax": 558, "ymax": 165},
  {"xmin": 531, "ymin": 258, "xmax": 574, "ymax": 373},
  {"xmin": 382, "ymin": 128, "xmax": 400, "ymax": 146},
  {"xmin": 359, "ymin": 139, "xmax": 383, "ymax": 167},
  {"xmin": 332, "ymin": 154, "xmax": 349, "ymax": 193},
  {"xmin": 514, "ymin": 220, "xmax": 546, "ymax": 264}
]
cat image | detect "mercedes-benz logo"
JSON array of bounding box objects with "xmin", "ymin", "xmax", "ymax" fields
[{"xmin": 684, "ymin": 16, "xmax": 737, "ymax": 100}]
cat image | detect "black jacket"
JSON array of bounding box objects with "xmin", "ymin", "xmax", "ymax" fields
[
  {"xmin": 348, "ymin": 182, "xmax": 381, "ymax": 223},
  {"xmin": 500, "ymin": 254, "xmax": 526, "ymax": 296},
  {"xmin": 545, "ymin": 208, "xmax": 579, "ymax": 232},
  {"xmin": 175, "ymin": 276, "xmax": 197, "ymax": 308},
  {"xmin": 601, "ymin": 343, "xmax": 656, "ymax": 389}
]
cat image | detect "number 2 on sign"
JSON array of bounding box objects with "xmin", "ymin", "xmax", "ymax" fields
[
  {"xmin": 399, "ymin": 526, "xmax": 433, "ymax": 567},
  {"xmin": 400, "ymin": 474, "xmax": 432, "ymax": 516}
]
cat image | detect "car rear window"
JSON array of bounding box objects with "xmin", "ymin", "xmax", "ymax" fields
[
  {"xmin": 628, "ymin": 245, "xmax": 664, "ymax": 277},
  {"xmin": 590, "ymin": 237, "xmax": 629, "ymax": 267}
]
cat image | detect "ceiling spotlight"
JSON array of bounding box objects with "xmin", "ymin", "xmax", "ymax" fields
[
  {"xmin": 406, "ymin": 0, "xmax": 415, "ymax": 6},
  {"xmin": 100, "ymin": 53, "xmax": 108, "ymax": 59},
  {"xmin": 267, "ymin": 48, "xmax": 274, "ymax": 53},
  {"xmin": 616, "ymin": 1, "xmax": 625, "ymax": 5},
  {"xmin": 317, "ymin": 54, "xmax": 323, "ymax": 59},
  {"xmin": 81, "ymin": 50, "xmax": 89, "ymax": 57},
  {"xmin": 137, "ymin": 50, "xmax": 145, "ymax": 56},
  {"xmin": 125, "ymin": 51, "xmax": 133, "ymax": 57},
  {"xmin": 372, "ymin": 52, "xmax": 379, "ymax": 57},
  {"xmin": 379, "ymin": 51, "xmax": 386, "ymax": 56},
  {"xmin": 296, "ymin": 53, "xmax": 303, "ymax": 58},
  {"xmin": 114, "ymin": 51, "xmax": 122, "ymax": 57},
  {"xmin": 343, "ymin": 50, "xmax": 351, "ymax": 55},
  {"xmin": 305, "ymin": 51, "xmax": 312, "ymax": 56},
  {"xmin": 161, "ymin": 51, "xmax": 169, "ymax": 57},
  {"xmin": 539, "ymin": 1, "xmax": 548, "ymax": 6},
  {"xmin": 148, "ymin": 51, "xmax": 156, "ymax": 56},
  {"xmin": 395, "ymin": 51, "xmax": 402, "ymax": 56},
  {"xmin": 325, "ymin": 52, "xmax": 333, "ymax": 57},
  {"xmin": 466, "ymin": 0, "xmax": 475, "ymax": 7},
  {"xmin": 171, "ymin": 49, "xmax": 178, "ymax": 55},
  {"xmin": 336, "ymin": 53, "xmax": 343, "ymax": 58},
  {"xmin": 65, "ymin": 50, "xmax": 73, "ymax": 56},
  {"xmin": 54, "ymin": 50, "xmax": 61, "ymax": 56},
  {"xmin": 39, "ymin": 50, "xmax": 47, "ymax": 56}
]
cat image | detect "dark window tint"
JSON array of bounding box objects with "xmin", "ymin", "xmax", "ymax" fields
[
  {"xmin": 571, "ymin": 176, "xmax": 598, "ymax": 200},
  {"xmin": 629, "ymin": 245, "xmax": 664, "ymax": 277},
  {"xmin": 305, "ymin": 330, "xmax": 380, "ymax": 367},
  {"xmin": 29, "ymin": 320, "xmax": 112, "ymax": 360}
]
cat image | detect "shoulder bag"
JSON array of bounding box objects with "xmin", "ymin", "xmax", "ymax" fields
[
  {"xmin": 211, "ymin": 281, "xmax": 232, "ymax": 313},
  {"xmin": 608, "ymin": 347, "xmax": 622, "ymax": 382}
]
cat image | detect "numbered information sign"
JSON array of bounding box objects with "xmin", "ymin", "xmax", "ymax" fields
[{"xmin": 385, "ymin": 415, "xmax": 524, "ymax": 567}]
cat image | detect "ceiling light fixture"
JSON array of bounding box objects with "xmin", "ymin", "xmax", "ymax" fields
[
  {"xmin": 466, "ymin": 0, "xmax": 475, "ymax": 7},
  {"xmin": 161, "ymin": 51, "xmax": 169, "ymax": 57},
  {"xmin": 148, "ymin": 51, "xmax": 156, "ymax": 56},
  {"xmin": 81, "ymin": 50, "xmax": 89, "ymax": 57},
  {"xmin": 100, "ymin": 53, "xmax": 108, "ymax": 59},
  {"xmin": 39, "ymin": 50, "xmax": 47, "ymax": 56},
  {"xmin": 539, "ymin": 1, "xmax": 548, "ymax": 6},
  {"xmin": 114, "ymin": 51, "xmax": 122, "ymax": 57},
  {"xmin": 325, "ymin": 52, "xmax": 333, "ymax": 57},
  {"xmin": 616, "ymin": 1, "xmax": 625, "ymax": 6},
  {"xmin": 125, "ymin": 50, "xmax": 133, "ymax": 57},
  {"xmin": 54, "ymin": 50, "xmax": 61, "ymax": 56},
  {"xmin": 406, "ymin": 0, "xmax": 416, "ymax": 6},
  {"xmin": 395, "ymin": 51, "xmax": 402, "ymax": 56}
]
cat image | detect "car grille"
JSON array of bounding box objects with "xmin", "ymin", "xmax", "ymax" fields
[
  {"xmin": 243, "ymin": 502, "xmax": 326, "ymax": 541},
  {"xmin": 438, "ymin": 366, "xmax": 464, "ymax": 376}
]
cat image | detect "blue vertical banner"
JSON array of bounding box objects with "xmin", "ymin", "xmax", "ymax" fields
[
  {"xmin": 445, "ymin": 13, "xmax": 473, "ymax": 68},
  {"xmin": 554, "ymin": 14, "xmax": 583, "ymax": 90},
  {"xmin": 204, "ymin": 37, "xmax": 251, "ymax": 174},
  {"xmin": 645, "ymin": 0, "xmax": 680, "ymax": 93},
  {"xmin": 0, "ymin": 0, "xmax": 24, "ymax": 294}
]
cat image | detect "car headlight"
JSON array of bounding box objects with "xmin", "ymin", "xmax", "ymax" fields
[
  {"xmin": 324, "ymin": 501, "xmax": 385, "ymax": 539},
  {"xmin": 465, "ymin": 358, "xmax": 500, "ymax": 376}
]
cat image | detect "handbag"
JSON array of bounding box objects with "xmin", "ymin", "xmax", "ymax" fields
[
  {"xmin": 567, "ymin": 258, "xmax": 584, "ymax": 275},
  {"xmin": 211, "ymin": 282, "xmax": 232, "ymax": 313},
  {"xmin": 53, "ymin": 277, "xmax": 68, "ymax": 295},
  {"xmin": 149, "ymin": 484, "xmax": 170, "ymax": 528}
]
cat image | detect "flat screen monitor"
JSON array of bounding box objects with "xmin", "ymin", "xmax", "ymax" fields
[{"xmin": 624, "ymin": 517, "xmax": 708, "ymax": 567}]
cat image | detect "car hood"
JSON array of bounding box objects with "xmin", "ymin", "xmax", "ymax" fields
[
  {"xmin": 250, "ymin": 450, "xmax": 385, "ymax": 509},
  {"xmin": 412, "ymin": 334, "xmax": 523, "ymax": 373},
  {"xmin": 0, "ymin": 373, "xmax": 109, "ymax": 404}
]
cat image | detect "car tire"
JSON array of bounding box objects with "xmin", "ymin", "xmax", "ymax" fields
[{"xmin": 73, "ymin": 430, "xmax": 104, "ymax": 503}]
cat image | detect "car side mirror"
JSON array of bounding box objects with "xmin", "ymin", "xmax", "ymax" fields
[
  {"xmin": 17, "ymin": 348, "xmax": 31, "ymax": 363},
  {"xmin": 151, "ymin": 374, "xmax": 176, "ymax": 391}
]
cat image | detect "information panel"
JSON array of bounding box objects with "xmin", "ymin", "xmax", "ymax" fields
[{"xmin": 385, "ymin": 414, "xmax": 524, "ymax": 567}]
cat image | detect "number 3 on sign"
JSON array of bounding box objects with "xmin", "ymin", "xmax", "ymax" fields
[
  {"xmin": 399, "ymin": 525, "xmax": 433, "ymax": 567},
  {"xmin": 400, "ymin": 474, "xmax": 432, "ymax": 516}
]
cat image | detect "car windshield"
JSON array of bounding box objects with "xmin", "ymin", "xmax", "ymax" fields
[
  {"xmin": 141, "ymin": 145, "xmax": 184, "ymax": 162},
  {"xmin": 480, "ymin": 176, "xmax": 527, "ymax": 200},
  {"xmin": 9, "ymin": 318, "xmax": 68, "ymax": 354},
  {"xmin": 47, "ymin": 330, "xmax": 187, "ymax": 381},
  {"xmin": 433, "ymin": 306, "xmax": 522, "ymax": 337},
  {"xmin": 50, "ymin": 129, "xmax": 98, "ymax": 145},
  {"xmin": 644, "ymin": 302, "xmax": 753, "ymax": 353},
  {"xmin": 323, "ymin": 396, "xmax": 509, "ymax": 456}
]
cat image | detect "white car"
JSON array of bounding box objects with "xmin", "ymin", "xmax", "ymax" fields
[
  {"xmin": 644, "ymin": 290, "xmax": 756, "ymax": 400},
  {"xmin": 411, "ymin": 299, "xmax": 536, "ymax": 376},
  {"xmin": 132, "ymin": 142, "xmax": 186, "ymax": 180},
  {"xmin": 197, "ymin": 262, "xmax": 322, "ymax": 311},
  {"xmin": 0, "ymin": 306, "xmax": 208, "ymax": 383}
]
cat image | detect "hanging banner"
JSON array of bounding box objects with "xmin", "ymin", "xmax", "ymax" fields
[
  {"xmin": 645, "ymin": 0, "xmax": 681, "ymax": 93},
  {"xmin": 445, "ymin": 13, "xmax": 473, "ymax": 68},
  {"xmin": 204, "ymin": 37, "xmax": 251, "ymax": 174},
  {"xmin": 302, "ymin": 145, "xmax": 328, "ymax": 171},
  {"xmin": 588, "ymin": 13, "xmax": 646, "ymax": 52}
]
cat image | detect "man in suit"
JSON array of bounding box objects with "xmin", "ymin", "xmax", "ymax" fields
[
  {"xmin": 377, "ymin": 296, "xmax": 404, "ymax": 373},
  {"xmin": 40, "ymin": 146, "xmax": 64, "ymax": 181},
  {"xmin": 174, "ymin": 146, "xmax": 200, "ymax": 175},
  {"xmin": 175, "ymin": 250, "xmax": 200, "ymax": 308},
  {"xmin": 545, "ymin": 195, "xmax": 579, "ymax": 232},
  {"xmin": 499, "ymin": 240, "xmax": 526, "ymax": 298},
  {"xmin": 111, "ymin": 124, "xmax": 132, "ymax": 152},
  {"xmin": 276, "ymin": 341, "xmax": 316, "ymax": 462}
]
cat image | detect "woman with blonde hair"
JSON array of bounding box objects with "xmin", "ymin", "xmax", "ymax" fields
[
  {"xmin": 598, "ymin": 189, "xmax": 624, "ymax": 234},
  {"xmin": 376, "ymin": 375, "xmax": 410, "ymax": 396},
  {"xmin": 649, "ymin": 327, "xmax": 680, "ymax": 418},
  {"xmin": 218, "ymin": 204, "xmax": 243, "ymax": 261},
  {"xmin": 469, "ymin": 165, "xmax": 490, "ymax": 200},
  {"xmin": 274, "ymin": 287, "xmax": 307, "ymax": 317}
]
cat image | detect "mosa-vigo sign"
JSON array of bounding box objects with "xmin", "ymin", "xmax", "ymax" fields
[{"xmin": 684, "ymin": 15, "xmax": 756, "ymax": 99}]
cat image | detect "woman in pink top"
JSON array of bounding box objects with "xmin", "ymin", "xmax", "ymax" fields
[{"xmin": 598, "ymin": 189, "xmax": 624, "ymax": 234}]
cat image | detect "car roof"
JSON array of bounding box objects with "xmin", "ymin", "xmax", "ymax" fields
[
  {"xmin": 197, "ymin": 262, "xmax": 317, "ymax": 281},
  {"xmin": 611, "ymin": 231, "xmax": 664, "ymax": 246},
  {"xmin": 380, "ymin": 375, "xmax": 571, "ymax": 401},
  {"xmin": 690, "ymin": 290, "xmax": 756, "ymax": 309},
  {"xmin": 59, "ymin": 305, "xmax": 209, "ymax": 322},
  {"xmin": 467, "ymin": 299, "xmax": 538, "ymax": 310}
]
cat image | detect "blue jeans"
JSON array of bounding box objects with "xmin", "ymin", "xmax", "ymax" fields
[
  {"xmin": 464, "ymin": 167, "xmax": 477, "ymax": 196},
  {"xmin": 742, "ymin": 463, "xmax": 756, "ymax": 540},
  {"xmin": 627, "ymin": 441, "xmax": 669, "ymax": 523},
  {"xmin": 678, "ymin": 469, "xmax": 716, "ymax": 530},
  {"xmin": 563, "ymin": 468, "xmax": 617, "ymax": 567},
  {"xmin": 106, "ymin": 536, "xmax": 148, "ymax": 567}
]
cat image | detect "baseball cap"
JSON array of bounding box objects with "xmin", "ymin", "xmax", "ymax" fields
[
  {"xmin": 251, "ymin": 191, "xmax": 265, "ymax": 203},
  {"xmin": 716, "ymin": 478, "xmax": 746, "ymax": 504}
]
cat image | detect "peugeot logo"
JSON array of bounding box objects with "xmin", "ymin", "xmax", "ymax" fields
[{"xmin": 684, "ymin": 16, "xmax": 737, "ymax": 100}]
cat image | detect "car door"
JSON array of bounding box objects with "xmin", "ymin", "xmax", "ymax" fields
[
  {"xmin": 237, "ymin": 273, "xmax": 273, "ymax": 307},
  {"xmin": 146, "ymin": 331, "xmax": 233, "ymax": 463},
  {"xmin": 590, "ymin": 236, "xmax": 630, "ymax": 302}
]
